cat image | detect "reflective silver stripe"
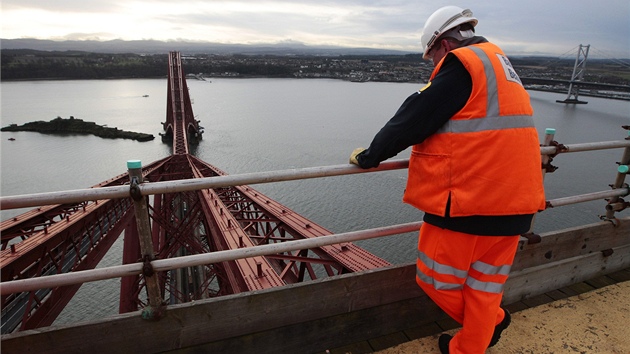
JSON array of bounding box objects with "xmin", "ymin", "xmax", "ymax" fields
[
  {"xmin": 468, "ymin": 46, "xmax": 500, "ymax": 117},
  {"xmin": 416, "ymin": 267, "xmax": 463, "ymax": 290},
  {"xmin": 417, "ymin": 250, "xmax": 468, "ymax": 278},
  {"xmin": 471, "ymin": 260, "xmax": 511, "ymax": 276},
  {"xmin": 434, "ymin": 45, "xmax": 535, "ymax": 135},
  {"xmin": 436, "ymin": 115, "xmax": 534, "ymax": 134},
  {"xmin": 465, "ymin": 277, "xmax": 505, "ymax": 294}
]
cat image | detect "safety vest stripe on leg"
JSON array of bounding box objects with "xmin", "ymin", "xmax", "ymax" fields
[
  {"xmin": 416, "ymin": 267, "xmax": 464, "ymax": 290},
  {"xmin": 465, "ymin": 277, "xmax": 505, "ymax": 293},
  {"xmin": 471, "ymin": 260, "xmax": 511, "ymax": 276},
  {"xmin": 417, "ymin": 250, "xmax": 468, "ymax": 278}
]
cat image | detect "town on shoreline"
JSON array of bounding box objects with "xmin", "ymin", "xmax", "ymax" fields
[
  {"xmin": 2, "ymin": 49, "xmax": 628, "ymax": 83},
  {"xmin": 2, "ymin": 49, "xmax": 629, "ymax": 100}
]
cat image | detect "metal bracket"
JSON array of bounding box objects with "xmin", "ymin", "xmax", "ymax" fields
[
  {"xmin": 129, "ymin": 176, "xmax": 143, "ymax": 201},
  {"xmin": 606, "ymin": 197, "xmax": 629, "ymax": 213},
  {"xmin": 521, "ymin": 232, "xmax": 542, "ymax": 244},
  {"xmin": 599, "ymin": 215, "xmax": 620, "ymax": 227},
  {"xmin": 541, "ymin": 140, "xmax": 567, "ymax": 173},
  {"xmin": 549, "ymin": 140, "xmax": 568, "ymax": 158},
  {"xmin": 142, "ymin": 255, "xmax": 155, "ymax": 277},
  {"xmin": 542, "ymin": 159, "xmax": 558, "ymax": 173}
]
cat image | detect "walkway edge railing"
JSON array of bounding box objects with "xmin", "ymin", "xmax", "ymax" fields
[
  {"xmin": 1, "ymin": 186, "xmax": 628, "ymax": 296},
  {"xmin": 1, "ymin": 140, "xmax": 629, "ymax": 211},
  {"xmin": 0, "ymin": 222, "xmax": 423, "ymax": 295},
  {"xmin": 0, "ymin": 160, "xmax": 409, "ymax": 210}
]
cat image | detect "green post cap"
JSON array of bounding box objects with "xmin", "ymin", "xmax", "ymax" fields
[
  {"xmin": 619, "ymin": 165, "xmax": 629, "ymax": 174},
  {"xmin": 545, "ymin": 128, "xmax": 556, "ymax": 135},
  {"xmin": 127, "ymin": 160, "xmax": 142, "ymax": 169}
]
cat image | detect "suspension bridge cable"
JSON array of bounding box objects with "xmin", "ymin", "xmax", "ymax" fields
[
  {"xmin": 535, "ymin": 45, "xmax": 581, "ymax": 67},
  {"xmin": 590, "ymin": 47, "xmax": 630, "ymax": 68}
]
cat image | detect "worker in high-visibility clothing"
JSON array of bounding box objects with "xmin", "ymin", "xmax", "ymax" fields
[{"xmin": 349, "ymin": 5, "xmax": 546, "ymax": 354}]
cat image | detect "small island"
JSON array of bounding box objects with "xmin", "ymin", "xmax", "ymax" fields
[{"xmin": 1, "ymin": 116, "xmax": 155, "ymax": 142}]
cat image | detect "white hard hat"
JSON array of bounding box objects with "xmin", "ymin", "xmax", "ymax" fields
[{"xmin": 420, "ymin": 6, "xmax": 478, "ymax": 59}]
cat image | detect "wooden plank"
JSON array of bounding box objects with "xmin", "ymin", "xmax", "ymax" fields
[
  {"xmin": 404, "ymin": 322, "xmax": 443, "ymax": 340},
  {"xmin": 521, "ymin": 293, "xmax": 555, "ymax": 308},
  {"xmin": 368, "ymin": 331, "xmax": 410, "ymax": 351},
  {"xmin": 606, "ymin": 268, "xmax": 630, "ymax": 282},
  {"xmin": 328, "ymin": 341, "xmax": 373, "ymax": 354},
  {"xmin": 1, "ymin": 264, "xmax": 431, "ymax": 354},
  {"xmin": 585, "ymin": 275, "xmax": 618, "ymax": 289},
  {"xmin": 503, "ymin": 244, "xmax": 630, "ymax": 304},
  {"xmin": 544, "ymin": 289, "xmax": 571, "ymax": 301},
  {"xmin": 169, "ymin": 295, "xmax": 445, "ymax": 354},
  {"xmin": 557, "ymin": 286, "xmax": 581, "ymax": 297},
  {"xmin": 171, "ymin": 264, "xmax": 426, "ymax": 349},
  {"xmin": 436, "ymin": 317, "xmax": 460, "ymax": 331},
  {"xmin": 504, "ymin": 301, "xmax": 530, "ymax": 313},
  {"xmin": 513, "ymin": 216, "xmax": 630, "ymax": 271},
  {"xmin": 567, "ymin": 282, "xmax": 596, "ymax": 294}
]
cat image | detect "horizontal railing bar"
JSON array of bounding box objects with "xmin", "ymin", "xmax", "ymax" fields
[
  {"xmin": 546, "ymin": 188, "xmax": 629, "ymax": 208},
  {"xmin": 1, "ymin": 140, "xmax": 628, "ymax": 211},
  {"xmin": 0, "ymin": 186, "xmax": 130, "ymax": 211},
  {"xmin": 0, "ymin": 221, "xmax": 424, "ymax": 295},
  {"xmin": 0, "ymin": 160, "xmax": 408, "ymax": 210},
  {"xmin": 539, "ymin": 140, "xmax": 630, "ymax": 155}
]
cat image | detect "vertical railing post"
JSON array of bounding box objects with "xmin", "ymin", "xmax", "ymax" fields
[
  {"xmin": 540, "ymin": 128, "xmax": 557, "ymax": 181},
  {"xmin": 604, "ymin": 129, "xmax": 630, "ymax": 222},
  {"xmin": 127, "ymin": 160, "xmax": 164, "ymax": 320},
  {"xmin": 523, "ymin": 128, "xmax": 557, "ymax": 244}
]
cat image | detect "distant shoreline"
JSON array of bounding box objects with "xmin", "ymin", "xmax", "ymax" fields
[{"xmin": 3, "ymin": 49, "xmax": 627, "ymax": 86}]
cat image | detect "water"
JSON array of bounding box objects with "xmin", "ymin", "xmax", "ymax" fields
[{"xmin": 1, "ymin": 78, "xmax": 629, "ymax": 325}]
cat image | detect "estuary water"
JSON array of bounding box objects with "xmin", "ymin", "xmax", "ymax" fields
[{"xmin": 1, "ymin": 78, "xmax": 629, "ymax": 325}]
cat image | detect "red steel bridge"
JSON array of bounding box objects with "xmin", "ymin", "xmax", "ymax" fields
[{"xmin": 0, "ymin": 51, "xmax": 389, "ymax": 334}]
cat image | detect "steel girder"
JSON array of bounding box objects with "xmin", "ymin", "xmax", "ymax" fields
[
  {"xmin": 0, "ymin": 158, "xmax": 171, "ymax": 333},
  {"xmin": 116, "ymin": 154, "xmax": 241, "ymax": 308},
  {"xmin": 187, "ymin": 155, "xmax": 390, "ymax": 280},
  {"xmin": 0, "ymin": 197, "xmax": 134, "ymax": 333}
]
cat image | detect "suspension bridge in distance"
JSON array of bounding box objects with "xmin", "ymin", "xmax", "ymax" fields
[
  {"xmin": 520, "ymin": 44, "xmax": 630, "ymax": 103},
  {"xmin": 0, "ymin": 51, "xmax": 389, "ymax": 334}
]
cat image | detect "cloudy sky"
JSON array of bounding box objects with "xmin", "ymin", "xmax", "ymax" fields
[{"xmin": 2, "ymin": 0, "xmax": 629, "ymax": 58}]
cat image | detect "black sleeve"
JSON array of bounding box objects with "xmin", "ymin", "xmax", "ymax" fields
[{"xmin": 356, "ymin": 54, "xmax": 472, "ymax": 169}]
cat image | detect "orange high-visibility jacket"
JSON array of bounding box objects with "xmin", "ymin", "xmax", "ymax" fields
[{"xmin": 403, "ymin": 42, "xmax": 546, "ymax": 217}]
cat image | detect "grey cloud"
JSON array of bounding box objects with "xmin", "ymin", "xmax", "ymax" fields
[{"xmin": 1, "ymin": 0, "xmax": 628, "ymax": 57}]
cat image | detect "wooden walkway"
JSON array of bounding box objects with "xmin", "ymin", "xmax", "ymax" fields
[{"xmin": 324, "ymin": 268, "xmax": 630, "ymax": 353}]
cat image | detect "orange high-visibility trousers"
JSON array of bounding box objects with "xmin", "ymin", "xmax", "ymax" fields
[{"xmin": 415, "ymin": 222, "xmax": 519, "ymax": 354}]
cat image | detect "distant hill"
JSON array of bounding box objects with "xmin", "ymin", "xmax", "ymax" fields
[{"xmin": 0, "ymin": 38, "xmax": 415, "ymax": 56}]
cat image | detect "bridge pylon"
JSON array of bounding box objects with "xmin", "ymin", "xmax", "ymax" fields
[{"xmin": 556, "ymin": 44, "xmax": 590, "ymax": 104}]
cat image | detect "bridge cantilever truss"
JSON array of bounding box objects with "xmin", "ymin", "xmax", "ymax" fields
[
  {"xmin": 0, "ymin": 51, "xmax": 389, "ymax": 334},
  {"xmin": 162, "ymin": 52, "xmax": 203, "ymax": 154}
]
